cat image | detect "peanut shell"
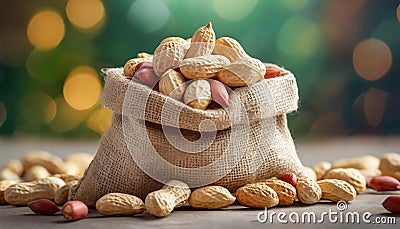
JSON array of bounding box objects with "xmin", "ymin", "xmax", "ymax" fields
[
  {"xmin": 185, "ymin": 22, "xmax": 215, "ymax": 59},
  {"xmin": 188, "ymin": 186, "xmax": 235, "ymax": 209},
  {"xmin": 218, "ymin": 57, "xmax": 265, "ymax": 87},
  {"xmin": 180, "ymin": 55, "xmax": 230, "ymax": 80},
  {"xmin": 183, "ymin": 80, "xmax": 211, "ymax": 110}
]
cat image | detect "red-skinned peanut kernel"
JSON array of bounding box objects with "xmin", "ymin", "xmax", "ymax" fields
[
  {"xmin": 61, "ymin": 201, "xmax": 88, "ymax": 221},
  {"xmin": 278, "ymin": 173, "xmax": 297, "ymax": 187}
]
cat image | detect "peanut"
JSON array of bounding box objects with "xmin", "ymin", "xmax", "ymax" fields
[
  {"xmin": 261, "ymin": 179, "xmax": 296, "ymax": 206},
  {"xmin": 304, "ymin": 166, "xmax": 317, "ymax": 180},
  {"xmin": 28, "ymin": 199, "xmax": 60, "ymax": 215},
  {"xmin": 188, "ymin": 186, "xmax": 235, "ymax": 209},
  {"xmin": 212, "ymin": 37, "xmax": 248, "ymax": 62},
  {"xmin": 317, "ymin": 179, "xmax": 356, "ymax": 202},
  {"xmin": 96, "ymin": 193, "xmax": 145, "ymax": 216},
  {"xmin": 358, "ymin": 168, "xmax": 381, "ymax": 178},
  {"xmin": 209, "ymin": 79, "xmax": 229, "ymax": 107},
  {"xmin": 137, "ymin": 52, "xmax": 153, "ymax": 59},
  {"xmin": 22, "ymin": 150, "xmax": 66, "ymax": 174},
  {"xmin": 4, "ymin": 177, "xmax": 65, "ymax": 206},
  {"xmin": 3, "ymin": 159, "xmax": 24, "ymax": 177},
  {"xmin": 296, "ymin": 176, "xmax": 322, "ymax": 205},
  {"xmin": 382, "ymin": 195, "xmax": 400, "ymax": 213},
  {"xmin": 312, "ymin": 161, "xmax": 332, "ymax": 180},
  {"xmin": 123, "ymin": 57, "xmax": 151, "ymax": 78},
  {"xmin": 264, "ymin": 66, "xmax": 282, "ymax": 79},
  {"xmin": 24, "ymin": 165, "xmax": 50, "ymax": 182},
  {"xmin": 55, "ymin": 180, "xmax": 79, "ymax": 206},
  {"xmin": 179, "ymin": 55, "xmax": 230, "ymax": 80},
  {"xmin": 159, "ymin": 69, "xmax": 187, "ymax": 101},
  {"xmin": 145, "ymin": 180, "xmax": 191, "ymax": 217},
  {"xmin": 368, "ymin": 176, "xmax": 400, "ymax": 191},
  {"xmin": 159, "ymin": 37, "xmax": 187, "ymax": 46},
  {"xmin": 332, "ymin": 155, "xmax": 380, "ymax": 170},
  {"xmin": 62, "ymin": 200, "xmax": 88, "ymax": 221},
  {"xmin": 136, "ymin": 67, "xmax": 158, "ymax": 87},
  {"xmin": 218, "ymin": 57, "xmax": 266, "ymax": 87},
  {"xmin": 0, "ymin": 168, "xmax": 19, "ymax": 181},
  {"xmin": 0, "ymin": 180, "xmax": 19, "ymax": 204},
  {"xmin": 379, "ymin": 153, "xmax": 400, "ymax": 180},
  {"xmin": 236, "ymin": 183, "xmax": 279, "ymax": 208},
  {"xmin": 185, "ymin": 22, "xmax": 215, "ymax": 59},
  {"xmin": 323, "ymin": 168, "xmax": 366, "ymax": 193},
  {"xmin": 67, "ymin": 183, "xmax": 78, "ymax": 202},
  {"xmin": 153, "ymin": 41, "xmax": 185, "ymax": 77},
  {"xmin": 184, "ymin": 80, "xmax": 211, "ymax": 110},
  {"xmin": 64, "ymin": 152, "xmax": 93, "ymax": 175},
  {"xmin": 53, "ymin": 174, "xmax": 80, "ymax": 183},
  {"xmin": 278, "ymin": 173, "xmax": 297, "ymax": 187}
]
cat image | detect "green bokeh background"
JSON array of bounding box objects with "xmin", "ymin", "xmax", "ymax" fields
[{"xmin": 0, "ymin": 0, "xmax": 399, "ymax": 139}]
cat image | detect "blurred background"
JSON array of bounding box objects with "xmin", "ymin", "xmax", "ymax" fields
[{"xmin": 0, "ymin": 0, "xmax": 399, "ymax": 140}]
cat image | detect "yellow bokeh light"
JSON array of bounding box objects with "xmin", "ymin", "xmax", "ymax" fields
[
  {"xmin": 49, "ymin": 97, "xmax": 88, "ymax": 133},
  {"xmin": 87, "ymin": 107, "xmax": 113, "ymax": 134},
  {"xmin": 0, "ymin": 102, "xmax": 6, "ymax": 127},
  {"xmin": 66, "ymin": 0, "xmax": 105, "ymax": 29},
  {"xmin": 353, "ymin": 38, "xmax": 392, "ymax": 81},
  {"xmin": 364, "ymin": 88, "xmax": 388, "ymax": 127},
  {"xmin": 213, "ymin": 0, "xmax": 258, "ymax": 22},
  {"xmin": 27, "ymin": 10, "xmax": 65, "ymax": 50},
  {"xmin": 63, "ymin": 66, "xmax": 102, "ymax": 111}
]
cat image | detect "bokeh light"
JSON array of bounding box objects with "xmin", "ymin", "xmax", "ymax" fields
[
  {"xmin": 0, "ymin": 102, "xmax": 6, "ymax": 127},
  {"xmin": 213, "ymin": 0, "xmax": 258, "ymax": 22},
  {"xmin": 364, "ymin": 88, "xmax": 388, "ymax": 127},
  {"xmin": 1, "ymin": 1, "xmax": 400, "ymax": 137},
  {"xmin": 27, "ymin": 10, "xmax": 65, "ymax": 50},
  {"xmin": 49, "ymin": 97, "xmax": 88, "ymax": 133},
  {"xmin": 87, "ymin": 107, "xmax": 112, "ymax": 134},
  {"xmin": 309, "ymin": 112, "xmax": 346, "ymax": 136},
  {"xmin": 66, "ymin": 0, "xmax": 105, "ymax": 29},
  {"xmin": 63, "ymin": 66, "xmax": 102, "ymax": 111},
  {"xmin": 21, "ymin": 92, "xmax": 57, "ymax": 124},
  {"xmin": 127, "ymin": 0, "xmax": 170, "ymax": 33},
  {"xmin": 277, "ymin": 17, "xmax": 321, "ymax": 58},
  {"xmin": 353, "ymin": 38, "xmax": 392, "ymax": 81}
]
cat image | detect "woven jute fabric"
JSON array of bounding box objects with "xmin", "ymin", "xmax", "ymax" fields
[{"xmin": 71, "ymin": 66, "xmax": 305, "ymax": 206}]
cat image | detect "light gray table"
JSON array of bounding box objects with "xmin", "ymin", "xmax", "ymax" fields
[{"xmin": 1, "ymin": 136, "xmax": 400, "ymax": 228}]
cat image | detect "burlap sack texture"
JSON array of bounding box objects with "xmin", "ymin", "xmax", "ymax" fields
[{"xmin": 71, "ymin": 65, "xmax": 305, "ymax": 206}]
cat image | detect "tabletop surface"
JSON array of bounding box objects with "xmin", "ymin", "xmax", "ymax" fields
[{"xmin": 1, "ymin": 136, "xmax": 399, "ymax": 228}]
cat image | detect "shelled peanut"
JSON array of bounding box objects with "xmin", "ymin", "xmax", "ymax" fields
[{"xmin": 123, "ymin": 22, "xmax": 283, "ymax": 110}]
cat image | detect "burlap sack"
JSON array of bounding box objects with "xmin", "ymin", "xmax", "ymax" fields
[{"xmin": 71, "ymin": 65, "xmax": 305, "ymax": 206}]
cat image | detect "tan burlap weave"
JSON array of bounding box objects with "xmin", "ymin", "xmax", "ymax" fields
[{"xmin": 71, "ymin": 65, "xmax": 304, "ymax": 206}]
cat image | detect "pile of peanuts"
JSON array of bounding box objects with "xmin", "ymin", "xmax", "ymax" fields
[
  {"xmin": 1, "ymin": 151, "xmax": 400, "ymax": 220},
  {"xmin": 123, "ymin": 22, "xmax": 282, "ymax": 110}
]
